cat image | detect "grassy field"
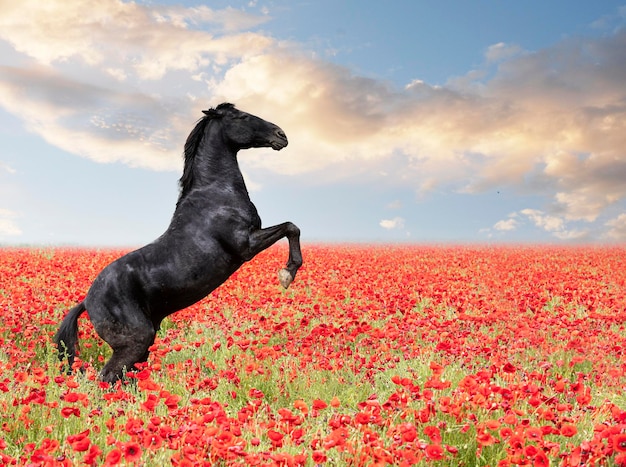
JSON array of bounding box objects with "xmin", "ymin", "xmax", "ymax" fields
[{"xmin": 0, "ymin": 244, "xmax": 625, "ymax": 466}]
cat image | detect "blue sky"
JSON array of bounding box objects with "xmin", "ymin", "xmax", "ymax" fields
[{"xmin": 1, "ymin": 1, "xmax": 625, "ymax": 245}]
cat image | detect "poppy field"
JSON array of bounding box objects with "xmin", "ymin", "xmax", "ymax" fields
[{"xmin": 0, "ymin": 244, "xmax": 625, "ymax": 466}]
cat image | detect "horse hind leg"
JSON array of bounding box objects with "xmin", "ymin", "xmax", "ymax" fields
[{"xmin": 92, "ymin": 315, "xmax": 156, "ymax": 384}]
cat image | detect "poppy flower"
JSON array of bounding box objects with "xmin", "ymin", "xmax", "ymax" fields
[
  {"xmin": 60, "ymin": 407, "xmax": 80, "ymax": 418},
  {"xmin": 267, "ymin": 429, "xmax": 284, "ymax": 447},
  {"xmin": 533, "ymin": 450, "xmax": 549, "ymax": 467},
  {"xmin": 142, "ymin": 433, "xmax": 163, "ymax": 450},
  {"xmin": 424, "ymin": 444, "xmax": 445, "ymax": 460},
  {"xmin": 312, "ymin": 399, "xmax": 328, "ymax": 410},
  {"xmin": 104, "ymin": 448, "xmax": 122, "ymax": 466},
  {"xmin": 70, "ymin": 436, "xmax": 91, "ymax": 452},
  {"xmin": 121, "ymin": 442, "xmax": 142, "ymax": 463},
  {"xmin": 524, "ymin": 445, "xmax": 538, "ymax": 457},
  {"xmin": 83, "ymin": 444, "xmax": 102, "ymax": 465},
  {"xmin": 423, "ymin": 425, "xmax": 442, "ymax": 444},
  {"xmin": 560, "ymin": 424, "xmax": 578, "ymax": 438},
  {"xmin": 613, "ymin": 434, "xmax": 626, "ymax": 453},
  {"xmin": 312, "ymin": 450, "xmax": 327, "ymax": 463},
  {"xmin": 293, "ymin": 399, "xmax": 308, "ymax": 414}
]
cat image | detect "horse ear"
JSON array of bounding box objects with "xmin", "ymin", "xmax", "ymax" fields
[
  {"xmin": 203, "ymin": 104, "xmax": 232, "ymax": 118},
  {"xmin": 202, "ymin": 109, "xmax": 220, "ymax": 118}
]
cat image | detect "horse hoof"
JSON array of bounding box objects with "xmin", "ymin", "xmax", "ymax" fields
[{"xmin": 278, "ymin": 269, "xmax": 293, "ymax": 289}]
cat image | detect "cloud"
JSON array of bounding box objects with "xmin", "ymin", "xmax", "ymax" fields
[
  {"xmin": 490, "ymin": 209, "xmax": 589, "ymax": 240},
  {"xmin": 0, "ymin": 1, "xmax": 272, "ymax": 76},
  {"xmin": 493, "ymin": 217, "xmax": 518, "ymax": 231},
  {"xmin": 0, "ymin": 162, "xmax": 16, "ymax": 174},
  {"xmin": 0, "ymin": 1, "xmax": 276, "ymax": 171},
  {"xmin": 485, "ymin": 42, "xmax": 524, "ymax": 62},
  {"xmin": 379, "ymin": 217, "xmax": 405, "ymax": 230},
  {"xmin": 0, "ymin": 65, "xmax": 185, "ymax": 170},
  {"xmin": 0, "ymin": 1, "xmax": 625, "ymax": 240},
  {"xmin": 152, "ymin": 5, "xmax": 270, "ymax": 32},
  {"xmin": 605, "ymin": 213, "xmax": 626, "ymax": 241},
  {"xmin": 0, "ymin": 209, "xmax": 21, "ymax": 237},
  {"xmin": 520, "ymin": 209, "xmax": 564, "ymax": 232}
]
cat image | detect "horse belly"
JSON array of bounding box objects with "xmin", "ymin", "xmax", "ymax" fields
[
  {"xmin": 84, "ymin": 243, "xmax": 243, "ymax": 322},
  {"xmin": 148, "ymin": 253, "xmax": 243, "ymax": 316}
]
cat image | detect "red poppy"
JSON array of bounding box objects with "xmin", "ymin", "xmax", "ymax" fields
[
  {"xmin": 141, "ymin": 394, "xmax": 158, "ymax": 412},
  {"xmin": 613, "ymin": 434, "xmax": 626, "ymax": 453},
  {"xmin": 560, "ymin": 424, "xmax": 578, "ymax": 438},
  {"xmin": 425, "ymin": 444, "xmax": 445, "ymax": 460},
  {"xmin": 267, "ymin": 429, "xmax": 284, "ymax": 447},
  {"xmin": 83, "ymin": 444, "xmax": 102, "ymax": 465},
  {"xmin": 533, "ymin": 450, "xmax": 549, "ymax": 467},
  {"xmin": 524, "ymin": 445, "xmax": 538, "ymax": 457},
  {"xmin": 70, "ymin": 436, "xmax": 91, "ymax": 452},
  {"xmin": 142, "ymin": 433, "xmax": 163, "ymax": 450},
  {"xmin": 121, "ymin": 442, "xmax": 142, "ymax": 463},
  {"xmin": 526, "ymin": 427, "xmax": 543, "ymax": 440},
  {"xmin": 293, "ymin": 399, "xmax": 308, "ymax": 414},
  {"xmin": 312, "ymin": 399, "xmax": 328, "ymax": 410},
  {"xmin": 60, "ymin": 407, "xmax": 80, "ymax": 418},
  {"xmin": 423, "ymin": 425, "xmax": 442, "ymax": 444},
  {"xmin": 104, "ymin": 448, "xmax": 122, "ymax": 466},
  {"xmin": 312, "ymin": 450, "xmax": 327, "ymax": 463}
]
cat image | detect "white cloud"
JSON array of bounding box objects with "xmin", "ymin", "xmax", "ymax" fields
[
  {"xmin": 490, "ymin": 208, "xmax": 590, "ymax": 240},
  {"xmin": 0, "ymin": 209, "xmax": 21, "ymax": 236},
  {"xmin": 493, "ymin": 217, "xmax": 518, "ymax": 231},
  {"xmin": 379, "ymin": 217, "xmax": 405, "ymax": 230},
  {"xmin": 605, "ymin": 213, "xmax": 626, "ymax": 241},
  {"xmin": 552, "ymin": 229, "xmax": 589, "ymax": 241},
  {"xmin": 0, "ymin": 162, "xmax": 16, "ymax": 174},
  {"xmin": 520, "ymin": 209, "xmax": 564, "ymax": 232}
]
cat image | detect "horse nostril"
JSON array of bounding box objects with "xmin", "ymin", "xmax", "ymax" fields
[{"xmin": 276, "ymin": 129, "xmax": 286, "ymax": 139}]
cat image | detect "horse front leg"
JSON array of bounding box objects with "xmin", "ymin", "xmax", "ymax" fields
[{"xmin": 244, "ymin": 222, "xmax": 302, "ymax": 288}]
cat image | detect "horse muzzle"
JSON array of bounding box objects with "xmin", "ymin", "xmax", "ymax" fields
[{"xmin": 270, "ymin": 129, "xmax": 288, "ymax": 150}]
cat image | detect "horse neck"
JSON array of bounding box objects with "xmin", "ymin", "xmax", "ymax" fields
[{"xmin": 178, "ymin": 122, "xmax": 248, "ymax": 203}]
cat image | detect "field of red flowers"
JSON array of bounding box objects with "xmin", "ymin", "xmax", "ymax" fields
[{"xmin": 0, "ymin": 244, "xmax": 625, "ymax": 466}]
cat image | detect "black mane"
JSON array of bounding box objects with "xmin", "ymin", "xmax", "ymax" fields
[{"xmin": 178, "ymin": 103, "xmax": 235, "ymax": 201}]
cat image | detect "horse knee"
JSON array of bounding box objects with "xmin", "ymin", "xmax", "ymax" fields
[{"xmin": 287, "ymin": 223, "xmax": 300, "ymax": 239}]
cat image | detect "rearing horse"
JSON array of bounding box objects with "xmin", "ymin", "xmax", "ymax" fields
[{"xmin": 55, "ymin": 103, "xmax": 303, "ymax": 383}]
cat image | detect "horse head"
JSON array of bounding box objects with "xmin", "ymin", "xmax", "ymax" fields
[{"xmin": 203, "ymin": 103, "xmax": 288, "ymax": 151}]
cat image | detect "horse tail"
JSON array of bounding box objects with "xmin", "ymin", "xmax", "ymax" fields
[{"xmin": 54, "ymin": 301, "xmax": 87, "ymax": 370}]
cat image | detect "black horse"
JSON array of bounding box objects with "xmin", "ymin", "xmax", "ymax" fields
[{"xmin": 54, "ymin": 103, "xmax": 302, "ymax": 383}]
